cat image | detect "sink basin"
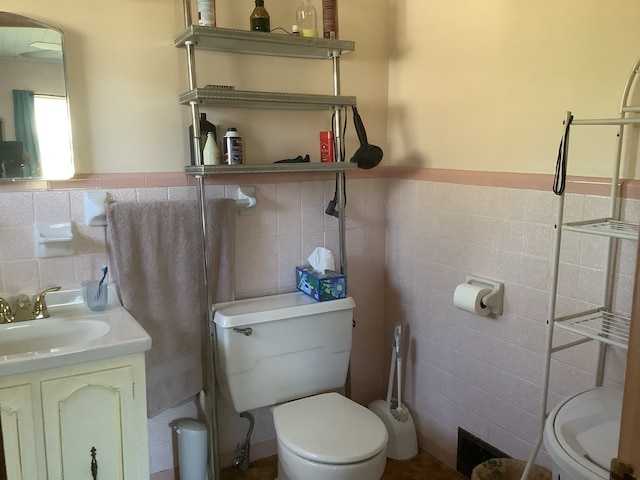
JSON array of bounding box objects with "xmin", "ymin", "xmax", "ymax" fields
[
  {"xmin": 0, "ymin": 318, "xmax": 111, "ymax": 356},
  {"xmin": 0, "ymin": 285, "xmax": 151, "ymax": 376}
]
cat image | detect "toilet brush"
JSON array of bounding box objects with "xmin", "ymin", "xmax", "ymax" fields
[
  {"xmin": 368, "ymin": 322, "xmax": 418, "ymax": 460},
  {"xmin": 388, "ymin": 324, "xmax": 408, "ymax": 421}
]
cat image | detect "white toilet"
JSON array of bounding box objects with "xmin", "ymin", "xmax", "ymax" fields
[
  {"xmin": 213, "ymin": 292, "xmax": 388, "ymax": 480},
  {"xmin": 543, "ymin": 387, "xmax": 622, "ymax": 480}
]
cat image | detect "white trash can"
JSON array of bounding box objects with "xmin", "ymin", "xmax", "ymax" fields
[{"xmin": 174, "ymin": 419, "xmax": 208, "ymax": 480}]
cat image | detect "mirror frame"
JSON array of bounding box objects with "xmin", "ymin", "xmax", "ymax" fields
[{"xmin": 0, "ymin": 12, "xmax": 74, "ymax": 182}]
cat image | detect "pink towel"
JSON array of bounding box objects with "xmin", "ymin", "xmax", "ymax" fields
[{"xmin": 107, "ymin": 198, "xmax": 235, "ymax": 417}]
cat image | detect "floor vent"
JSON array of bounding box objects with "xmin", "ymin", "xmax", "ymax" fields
[{"xmin": 456, "ymin": 428, "xmax": 510, "ymax": 479}]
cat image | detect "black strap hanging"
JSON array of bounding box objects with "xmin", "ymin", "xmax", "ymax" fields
[{"xmin": 553, "ymin": 112, "xmax": 573, "ymax": 195}]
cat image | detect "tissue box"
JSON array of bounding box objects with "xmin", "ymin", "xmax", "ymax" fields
[{"xmin": 296, "ymin": 266, "xmax": 346, "ymax": 301}]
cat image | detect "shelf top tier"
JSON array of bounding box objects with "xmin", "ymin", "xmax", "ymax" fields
[
  {"xmin": 185, "ymin": 162, "xmax": 359, "ymax": 175},
  {"xmin": 175, "ymin": 26, "xmax": 355, "ymax": 59}
]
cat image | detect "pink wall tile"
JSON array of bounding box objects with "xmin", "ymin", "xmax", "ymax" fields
[{"xmin": 0, "ymin": 167, "xmax": 635, "ymax": 473}]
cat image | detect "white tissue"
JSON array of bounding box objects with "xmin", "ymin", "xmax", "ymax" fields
[{"xmin": 307, "ymin": 247, "xmax": 335, "ymax": 274}]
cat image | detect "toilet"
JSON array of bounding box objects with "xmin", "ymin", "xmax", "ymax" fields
[
  {"xmin": 543, "ymin": 387, "xmax": 622, "ymax": 480},
  {"xmin": 213, "ymin": 292, "xmax": 388, "ymax": 480}
]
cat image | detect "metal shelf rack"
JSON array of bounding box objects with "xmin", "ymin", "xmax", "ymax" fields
[
  {"xmin": 176, "ymin": 5, "xmax": 358, "ymax": 480},
  {"xmin": 520, "ymin": 57, "xmax": 640, "ymax": 479}
]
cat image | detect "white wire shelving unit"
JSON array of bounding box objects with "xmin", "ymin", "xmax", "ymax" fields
[{"xmin": 520, "ymin": 57, "xmax": 640, "ymax": 479}]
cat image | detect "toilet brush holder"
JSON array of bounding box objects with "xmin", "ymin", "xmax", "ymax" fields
[
  {"xmin": 369, "ymin": 322, "xmax": 418, "ymax": 460},
  {"xmin": 368, "ymin": 398, "xmax": 418, "ymax": 460}
]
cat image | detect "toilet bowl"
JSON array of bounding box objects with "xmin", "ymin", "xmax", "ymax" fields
[
  {"xmin": 273, "ymin": 393, "xmax": 388, "ymax": 480},
  {"xmin": 213, "ymin": 292, "xmax": 389, "ymax": 480},
  {"xmin": 543, "ymin": 387, "xmax": 622, "ymax": 480}
]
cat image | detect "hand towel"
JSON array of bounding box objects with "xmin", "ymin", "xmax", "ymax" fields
[{"xmin": 107, "ymin": 198, "xmax": 235, "ymax": 417}]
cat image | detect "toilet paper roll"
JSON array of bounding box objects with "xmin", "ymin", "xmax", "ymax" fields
[{"xmin": 453, "ymin": 284, "xmax": 492, "ymax": 316}]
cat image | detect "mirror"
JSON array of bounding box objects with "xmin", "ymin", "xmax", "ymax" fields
[{"xmin": 0, "ymin": 12, "xmax": 73, "ymax": 181}]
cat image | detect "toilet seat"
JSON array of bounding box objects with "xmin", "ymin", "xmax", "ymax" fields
[
  {"xmin": 543, "ymin": 387, "xmax": 622, "ymax": 480},
  {"xmin": 273, "ymin": 392, "xmax": 388, "ymax": 464}
]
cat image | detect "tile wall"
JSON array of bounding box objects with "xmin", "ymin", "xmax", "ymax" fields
[
  {"xmin": 0, "ymin": 174, "xmax": 636, "ymax": 474},
  {"xmin": 385, "ymin": 178, "xmax": 636, "ymax": 468},
  {"xmin": 0, "ymin": 176, "xmax": 389, "ymax": 475}
]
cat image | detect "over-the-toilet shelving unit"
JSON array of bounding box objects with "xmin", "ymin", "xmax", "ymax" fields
[
  {"xmin": 175, "ymin": 3, "xmax": 358, "ymax": 479},
  {"xmin": 520, "ymin": 57, "xmax": 640, "ymax": 479}
]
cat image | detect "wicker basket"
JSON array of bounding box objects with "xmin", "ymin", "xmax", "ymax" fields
[{"xmin": 471, "ymin": 458, "xmax": 551, "ymax": 480}]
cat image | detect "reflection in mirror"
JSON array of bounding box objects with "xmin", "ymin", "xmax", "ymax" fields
[{"xmin": 0, "ymin": 12, "xmax": 73, "ymax": 181}]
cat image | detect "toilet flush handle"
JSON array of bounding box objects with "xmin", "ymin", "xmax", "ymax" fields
[{"xmin": 233, "ymin": 327, "xmax": 253, "ymax": 336}]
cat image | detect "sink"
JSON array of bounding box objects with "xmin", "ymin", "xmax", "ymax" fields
[
  {"xmin": 0, "ymin": 285, "xmax": 151, "ymax": 376},
  {"xmin": 0, "ymin": 318, "xmax": 111, "ymax": 356}
]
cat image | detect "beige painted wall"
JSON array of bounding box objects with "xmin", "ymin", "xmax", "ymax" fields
[
  {"xmin": 387, "ymin": 0, "xmax": 640, "ymax": 178},
  {"xmin": 6, "ymin": 2, "xmax": 640, "ymax": 178},
  {"xmin": 2, "ymin": 0, "xmax": 390, "ymax": 175}
]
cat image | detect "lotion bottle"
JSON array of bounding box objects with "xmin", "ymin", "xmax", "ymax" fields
[{"xmin": 203, "ymin": 131, "xmax": 220, "ymax": 165}]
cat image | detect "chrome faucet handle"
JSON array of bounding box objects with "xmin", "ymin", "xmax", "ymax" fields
[
  {"xmin": 0, "ymin": 297, "xmax": 13, "ymax": 323},
  {"xmin": 33, "ymin": 286, "xmax": 62, "ymax": 319}
]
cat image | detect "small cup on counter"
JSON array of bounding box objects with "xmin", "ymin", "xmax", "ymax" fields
[{"xmin": 84, "ymin": 282, "xmax": 108, "ymax": 311}]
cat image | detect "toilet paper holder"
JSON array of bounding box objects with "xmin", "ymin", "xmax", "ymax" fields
[{"xmin": 464, "ymin": 275, "xmax": 504, "ymax": 315}]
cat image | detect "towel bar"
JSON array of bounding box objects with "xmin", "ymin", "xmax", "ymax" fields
[{"xmin": 236, "ymin": 186, "xmax": 256, "ymax": 210}]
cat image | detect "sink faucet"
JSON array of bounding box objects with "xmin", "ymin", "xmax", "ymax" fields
[
  {"xmin": 0, "ymin": 298, "xmax": 13, "ymax": 323},
  {"xmin": 33, "ymin": 286, "xmax": 62, "ymax": 319},
  {"xmin": 0, "ymin": 286, "xmax": 61, "ymax": 323}
]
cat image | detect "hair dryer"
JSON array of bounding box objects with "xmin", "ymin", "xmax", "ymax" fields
[{"xmin": 350, "ymin": 106, "xmax": 383, "ymax": 169}]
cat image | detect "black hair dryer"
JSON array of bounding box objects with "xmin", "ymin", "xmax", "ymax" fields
[{"xmin": 350, "ymin": 106, "xmax": 383, "ymax": 169}]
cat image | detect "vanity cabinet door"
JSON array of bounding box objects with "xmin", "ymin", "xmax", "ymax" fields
[
  {"xmin": 0, "ymin": 383, "xmax": 39, "ymax": 480},
  {"xmin": 40, "ymin": 366, "xmax": 137, "ymax": 480}
]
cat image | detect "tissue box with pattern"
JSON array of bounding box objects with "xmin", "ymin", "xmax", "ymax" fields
[{"xmin": 296, "ymin": 266, "xmax": 346, "ymax": 301}]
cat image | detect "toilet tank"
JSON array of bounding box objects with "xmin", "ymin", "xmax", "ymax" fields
[{"xmin": 213, "ymin": 292, "xmax": 356, "ymax": 412}]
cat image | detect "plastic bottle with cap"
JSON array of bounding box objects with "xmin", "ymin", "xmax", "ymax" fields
[
  {"xmin": 203, "ymin": 131, "xmax": 220, "ymax": 165},
  {"xmin": 189, "ymin": 113, "xmax": 217, "ymax": 165}
]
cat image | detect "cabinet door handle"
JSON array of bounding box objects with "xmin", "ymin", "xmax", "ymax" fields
[{"xmin": 91, "ymin": 446, "xmax": 98, "ymax": 479}]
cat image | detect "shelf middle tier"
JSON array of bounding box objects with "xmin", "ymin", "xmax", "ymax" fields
[
  {"xmin": 554, "ymin": 308, "xmax": 630, "ymax": 349},
  {"xmin": 562, "ymin": 218, "xmax": 639, "ymax": 241},
  {"xmin": 180, "ymin": 88, "xmax": 357, "ymax": 110}
]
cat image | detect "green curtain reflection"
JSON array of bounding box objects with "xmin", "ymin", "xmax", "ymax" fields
[{"xmin": 12, "ymin": 89, "xmax": 41, "ymax": 177}]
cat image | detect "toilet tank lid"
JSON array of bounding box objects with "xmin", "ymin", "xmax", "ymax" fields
[{"xmin": 212, "ymin": 292, "xmax": 356, "ymax": 328}]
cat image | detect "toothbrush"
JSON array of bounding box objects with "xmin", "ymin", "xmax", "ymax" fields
[
  {"xmin": 95, "ymin": 266, "xmax": 108, "ymax": 299},
  {"xmin": 98, "ymin": 265, "xmax": 108, "ymax": 286}
]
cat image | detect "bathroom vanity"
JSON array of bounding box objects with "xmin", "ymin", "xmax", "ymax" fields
[{"xmin": 0, "ymin": 286, "xmax": 151, "ymax": 479}]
